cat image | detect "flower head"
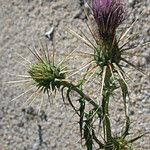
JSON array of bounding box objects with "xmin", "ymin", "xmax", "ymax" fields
[
  {"xmin": 92, "ymin": 0, "xmax": 125, "ymax": 37},
  {"xmin": 10, "ymin": 42, "xmax": 67, "ymax": 109},
  {"xmin": 28, "ymin": 62, "xmax": 65, "ymax": 92}
]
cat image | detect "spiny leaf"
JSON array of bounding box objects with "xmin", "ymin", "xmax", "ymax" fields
[
  {"xmin": 127, "ymin": 132, "xmax": 149, "ymax": 143},
  {"xmin": 66, "ymin": 88, "xmax": 80, "ymax": 116},
  {"xmin": 84, "ymin": 122, "xmax": 93, "ymax": 150},
  {"xmin": 84, "ymin": 110, "xmax": 94, "ymax": 150},
  {"xmin": 92, "ymin": 129, "xmax": 104, "ymax": 149},
  {"xmin": 79, "ymin": 98, "xmax": 85, "ymax": 143},
  {"xmin": 122, "ymin": 116, "xmax": 130, "ymax": 139}
]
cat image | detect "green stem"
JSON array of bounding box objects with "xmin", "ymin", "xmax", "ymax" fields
[
  {"xmin": 101, "ymin": 67, "xmax": 112, "ymax": 143},
  {"xmin": 60, "ymin": 80, "xmax": 104, "ymax": 149},
  {"xmin": 60, "ymin": 80, "xmax": 100, "ymax": 111}
]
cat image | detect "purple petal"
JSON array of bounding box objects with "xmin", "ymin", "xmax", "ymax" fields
[{"xmin": 92, "ymin": 0, "xmax": 125, "ymax": 36}]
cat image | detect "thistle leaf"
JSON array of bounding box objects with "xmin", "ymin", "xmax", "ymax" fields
[
  {"xmin": 66, "ymin": 88, "xmax": 80, "ymax": 116},
  {"xmin": 79, "ymin": 98, "xmax": 85, "ymax": 143},
  {"xmin": 127, "ymin": 132, "xmax": 150, "ymax": 143}
]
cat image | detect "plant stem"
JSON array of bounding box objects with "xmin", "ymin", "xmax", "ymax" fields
[
  {"xmin": 60, "ymin": 80, "xmax": 100, "ymax": 110},
  {"xmin": 101, "ymin": 67, "xmax": 112, "ymax": 144}
]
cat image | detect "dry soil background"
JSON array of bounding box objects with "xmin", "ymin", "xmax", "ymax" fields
[{"xmin": 0, "ymin": 0, "xmax": 150, "ymax": 150}]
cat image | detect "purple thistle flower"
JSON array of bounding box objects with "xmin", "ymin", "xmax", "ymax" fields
[{"xmin": 92, "ymin": 0, "xmax": 125, "ymax": 38}]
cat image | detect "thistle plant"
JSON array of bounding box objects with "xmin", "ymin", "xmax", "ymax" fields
[{"xmin": 10, "ymin": 0, "xmax": 149, "ymax": 150}]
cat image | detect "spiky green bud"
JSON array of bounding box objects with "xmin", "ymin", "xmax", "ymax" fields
[{"xmin": 28, "ymin": 62, "xmax": 65, "ymax": 92}]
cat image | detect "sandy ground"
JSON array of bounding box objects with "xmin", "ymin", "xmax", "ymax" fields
[{"xmin": 0, "ymin": 0, "xmax": 150, "ymax": 150}]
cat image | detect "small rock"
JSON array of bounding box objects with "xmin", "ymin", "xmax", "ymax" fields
[{"xmin": 45, "ymin": 26, "xmax": 54, "ymax": 40}]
